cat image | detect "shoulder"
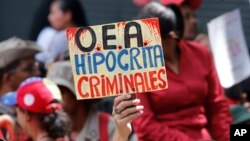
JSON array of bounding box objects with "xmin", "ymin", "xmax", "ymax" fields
[
  {"xmin": 52, "ymin": 31, "xmax": 67, "ymax": 45},
  {"xmin": 180, "ymin": 40, "xmax": 212, "ymax": 61},
  {"xmin": 180, "ymin": 40, "xmax": 210, "ymax": 54},
  {"xmin": 42, "ymin": 26, "xmax": 57, "ymax": 33},
  {"xmin": 50, "ymin": 30, "xmax": 67, "ymax": 47},
  {"xmin": 37, "ymin": 27, "xmax": 58, "ymax": 39},
  {"xmin": 56, "ymin": 30, "xmax": 67, "ymax": 37},
  {"xmin": 37, "ymin": 27, "xmax": 58, "ymax": 47}
]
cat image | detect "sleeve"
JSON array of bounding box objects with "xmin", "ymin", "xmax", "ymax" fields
[
  {"xmin": 204, "ymin": 51, "xmax": 233, "ymax": 141},
  {"xmin": 132, "ymin": 92, "xmax": 196, "ymax": 141}
]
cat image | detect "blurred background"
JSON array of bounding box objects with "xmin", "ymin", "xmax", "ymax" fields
[
  {"xmin": 1, "ymin": 0, "xmax": 250, "ymax": 50},
  {"xmin": 1, "ymin": 1, "xmax": 250, "ymax": 140},
  {"xmin": 1, "ymin": 0, "xmax": 250, "ymax": 94}
]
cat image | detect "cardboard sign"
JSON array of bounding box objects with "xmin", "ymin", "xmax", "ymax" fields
[
  {"xmin": 66, "ymin": 18, "xmax": 168, "ymax": 99},
  {"xmin": 208, "ymin": 9, "xmax": 250, "ymax": 88}
]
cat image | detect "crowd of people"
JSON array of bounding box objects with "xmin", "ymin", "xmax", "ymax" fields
[{"xmin": 0, "ymin": 0, "xmax": 250, "ymax": 141}]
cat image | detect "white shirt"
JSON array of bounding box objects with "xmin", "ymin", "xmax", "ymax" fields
[{"xmin": 36, "ymin": 27, "xmax": 68, "ymax": 67}]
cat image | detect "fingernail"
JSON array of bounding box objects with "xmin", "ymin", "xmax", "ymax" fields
[
  {"xmin": 133, "ymin": 99, "xmax": 140, "ymax": 103},
  {"xmin": 136, "ymin": 105, "xmax": 144, "ymax": 110}
]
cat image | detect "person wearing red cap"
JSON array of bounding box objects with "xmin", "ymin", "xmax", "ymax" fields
[
  {"xmin": 8, "ymin": 77, "xmax": 71, "ymax": 141},
  {"xmin": 132, "ymin": 2, "xmax": 232, "ymax": 141},
  {"xmin": 162, "ymin": 0, "xmax": 201, "ymax": 41}
]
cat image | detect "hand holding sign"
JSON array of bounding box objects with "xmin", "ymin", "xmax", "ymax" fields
[
  {"xmin": 66, "ymin": 18, "xmax": 168, "ymax": 99},
  {"xmin": 112, "ymin": 94, "xmax": 143, "ymax": 141}
]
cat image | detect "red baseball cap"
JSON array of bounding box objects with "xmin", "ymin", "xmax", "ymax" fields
[
  {"xmin": 15, "ymin": 77, "xmax": 62, "ymax": 114},
  {"xmin": 161, "ymin": 0, "xmax": 202, "ymax": 10},
  {"xmin": 133, "ymin": 0, "xmax": 151, "ymax": 7}
]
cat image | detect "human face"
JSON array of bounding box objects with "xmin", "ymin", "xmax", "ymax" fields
[
  {"xmin": 180, "ymin": 5, "xmax": 198, "ymax": 40},
  {"xmin": 48, "ymin": 1, "xmax": 70, "ymax": 30},
  {"xmin": 10, "ymin": 57, "xmax": 40, "ymax": 90},
  {"xmin": 59, "ymin": 86, "xmax": 78, "ymax": 115}
]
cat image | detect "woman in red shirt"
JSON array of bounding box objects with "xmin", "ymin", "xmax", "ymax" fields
[{"xmin": 132, "ymin": 2, "xmax": 232, "ymax": 141}]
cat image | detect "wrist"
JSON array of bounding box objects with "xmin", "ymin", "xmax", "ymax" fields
[
  {"xmin": 117, "ymin": 135, "xmax": 129, "ymax": 141},
  {"xmin": 113, "ymin": 129, "xmax": 129, "ymax": 141}
]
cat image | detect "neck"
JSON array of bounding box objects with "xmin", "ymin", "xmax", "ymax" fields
[
  {"xmin": 71, "ymin": 105, "xmax": 89, "ymax": 132},
  {"xmin": 29, "ymin": 123, "xmax": 49, "ymax": 141},
  {"xmin": 162, "ymin": 38, "xmax": 180, "ymax": 74},
  {"xmin": 162, "ymin": 39, "xmax": 179, "ymax": 63}
]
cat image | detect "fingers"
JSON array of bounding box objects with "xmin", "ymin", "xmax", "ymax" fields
[
  {"xmin": 113, "ymin": 94, "xmax": 143, "ymax": 122},
  {"xmin": 113, "ymin": 97, "xmax": 144, "ymax": 120},
  {"xmin": 115, "ymin": 99, "xmax": 140, "ymax": 113},
  {"xmin": 119, "ymin": 105, "xmax": 144, "ymax": 119},
  {"xmin": 117, "ymin": 110, "xmax": 143, "ymax": 124},
  {"xmin": 113, "ymin": 94, "xmax": 132, "ymax": 107}
]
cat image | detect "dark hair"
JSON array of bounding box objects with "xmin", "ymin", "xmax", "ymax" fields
[
  {"xmin": 29, "ymin": 0, "xmax": 88, "ymax": 40},
  {"xmin": 56, "ymin": 0, "xmax": 88, "ymax": 27},
  {"xmin": 167, "ymin": 4, "xmax": 184, "ymax": 39},
  {"xmin": 34, "ymin": 109, "xmax": 71, "ymax": 139},
  {"xmin": 137, "ymin": 2, "xmax": 184, "ymax": 39},
  {"xmin": 19, "ymin": 100, "xmax": 71, "ymax": 139},
  {"xmin": 29, "ymin": 0, "xmax": 53, "ymax": 40}
]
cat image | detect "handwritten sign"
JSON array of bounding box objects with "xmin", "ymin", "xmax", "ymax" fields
[
  {"xmin": 208, "ymin": 9, "xmax": 250, "ymax": 88},
  {"xmin": 66, "ymin": 18, "xmax": 168, "ymax": 99}
]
